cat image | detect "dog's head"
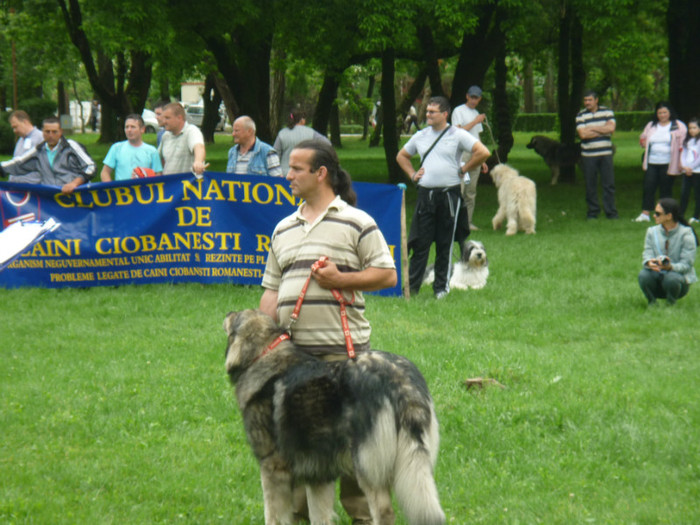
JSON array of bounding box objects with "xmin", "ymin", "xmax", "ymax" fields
[
  {"xmin": 223, "ymin": 309, "xmax": 283, "ymax": 379},
  {"xmin": 490, "ymin": 164, "xmax": 516, "ymax": 187},
  {"xmin": 526, "ymin": 135, "xmax": 558, "ymax": 154},
  {"xmin": 462, "ymin": 240, "xmax": 489, "ymax": 268}
]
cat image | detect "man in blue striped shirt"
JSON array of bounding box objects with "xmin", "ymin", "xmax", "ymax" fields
[{"xmin": 576, "ymin": 90, "xmax": 619, "ymax": 219}]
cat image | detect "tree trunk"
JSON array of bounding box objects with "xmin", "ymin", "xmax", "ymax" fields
[
  {"xmin": 57, "ymin": 81, "xmax": 69, "ymax": 116},
  {"xmin": 416, "ymin": 25, "xmax": 444, "ymax": 98},
  {"xmin": 396, "ymin": 67, "xmax": 427, "ymax": 135},
  {"xmin": 213, "ymin": 74, "xmax": 239, "ymax": 123},
  {"xmin": 96, "ymin": 51, "xmax": 119, "ymax": 143},
  {"xmin": 523, "ymin": 61, "xmax": 535, "ymax": 113},
  {"xmin": 489, "ymin": 37, "xmax": 514, "ymax": 170},
  {"xmin": 544, "ymin": 53, "xmax": 557, "ymax": 112},
  {"xmin": 159, "ymin": 75, "xmax": 170, "ymax": 102},
  {"xmin": 450, "ymin": 3, "xmax": 500, "ymax": 108},
  {"xmin": 557, "ymin": 0, "xmax": 584, "ymax": 183},
  {"xmin": 369, "ymin": 101, "xmax": 383, "ymax": 147},
  {"xmin": 201, "ymin": 14, "xmax": 273, "ymax": 143},
  {"xmin": 313, "ymin": 70, "xmax": 341, "ymax": 137},
  {"xmin": 201, "ymin": 73, "xmax": 222, "ymax": 144},
  {"xmin": 71, "ymin": 80, "xmax": 86, "ymax": 134},
  {"xmin": 668, "ymin": 0, "xmax": 700, "ymax": 122},
  {"xmin": 362, "ymin": 76, "xmax": 376, "ymax": 140},
  {"xmin": 330, "ymin": 103, "xmax": 342, "ymax": 148},
  {"xmin": 270, "ymin": 47, "xmax": 287, "ymax": 138},
  {"xmin": 381, "ymin": 48, "xmax": 402, "ymax": 184}
]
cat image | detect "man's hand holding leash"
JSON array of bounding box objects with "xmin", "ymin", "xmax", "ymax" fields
[{"xmin": 311, "ymin": 257, "xmax": 344, "ymax": 289}]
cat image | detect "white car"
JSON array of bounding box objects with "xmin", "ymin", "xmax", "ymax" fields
[
  {"xmin": 185, "ymin": 102, "xmax": 227, "ymax": 130},
  {"xmin": 142, "ymin": 109, "xmax": 159, "ymax": 134}
]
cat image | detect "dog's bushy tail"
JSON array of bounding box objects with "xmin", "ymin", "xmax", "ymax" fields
[{"xmin": 393, "ymin": 404, "xmax": 445, "ymax": 525}]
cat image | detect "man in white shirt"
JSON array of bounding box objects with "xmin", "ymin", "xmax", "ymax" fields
[
  {"xmin": 158, "ymin": 103, "xmax": 207, "ymax": 176},
  {"xmin": 451, "ymin": 85, "xmax": 489, "ymax": 230},
  {"xmin": 9, "ymin": 110, "xmax": 44, "ymax": 158},
  {"xmin": 397, "ymin": 96, "xmax": 490, "ymax": 298}
]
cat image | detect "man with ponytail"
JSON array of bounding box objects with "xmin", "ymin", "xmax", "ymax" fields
[{"xmin": 259, "ymin": 139, "xmax": 397, "ymax": 524}]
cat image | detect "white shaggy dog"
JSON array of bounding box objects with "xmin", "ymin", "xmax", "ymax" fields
[
  {"xmin": 490, "ymin": 164, "xmax": 537, "ymax": 236},
  {"xmin": 423, "ymin": 240, "xmax": 489, "ymax": 290}
]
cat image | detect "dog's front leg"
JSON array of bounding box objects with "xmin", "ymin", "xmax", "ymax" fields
[
  {"xmin": 492, "ymin": 207, "xmax": 505, "ymax": 230},
  {"xmin": 260, "ymin": 458, "xmax": 294, "ymax": 525},
  {"xmin": 306, "ymin": 482, "xmax": 336, "ymax": 525},
  {"xmin": 550, "ymin": 164, "xmax": 560, "ymax": 185}
]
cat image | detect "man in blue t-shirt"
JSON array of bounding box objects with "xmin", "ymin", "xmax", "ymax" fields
[{"xmin": 100, "ymin": 114, "xmax": 163, "ymax": 181}]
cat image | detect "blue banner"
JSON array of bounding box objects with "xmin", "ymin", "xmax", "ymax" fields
[{"xmin": 0, "ymin": 173, "xmax": 403, "ymax": 296}]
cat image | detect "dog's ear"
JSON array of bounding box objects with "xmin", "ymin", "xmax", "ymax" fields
[{"xmin": 223, "ymin": 311, "xmax": 240, "ymax": 335}]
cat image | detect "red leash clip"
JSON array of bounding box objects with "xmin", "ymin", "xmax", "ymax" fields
[{"xmin": 311, "ymin": 256, "xmax": 329, "ymax": 272}]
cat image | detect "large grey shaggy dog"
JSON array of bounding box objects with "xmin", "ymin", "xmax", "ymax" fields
[
  {"xmin": 491, "ymin": 164, "xmax": 537, "ymax": 236},
  {"xmin": 224, "ymin": 309, "xmax": 445, "ymax": 525},
  {"xmin": 526, "ymin": 135, "xmax": 581, "ymax": 185}
]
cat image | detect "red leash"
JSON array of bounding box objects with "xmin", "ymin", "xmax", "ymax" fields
[{"xmin": 263, "ymin": 257, "xmax": 356, "ymax": 359}]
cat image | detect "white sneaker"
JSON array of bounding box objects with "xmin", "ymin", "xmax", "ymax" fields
[
  {"xmin": 690, "ymin": 217, "xmax": 699, "ymax": 224},
  {"xmin": 633, "ymin": 213, "xmax": 651, "ymax": 222}
]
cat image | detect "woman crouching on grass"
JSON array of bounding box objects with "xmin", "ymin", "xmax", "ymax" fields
[{"xmin": 638, "ymin": 197, "xmax": 698, "ymax": 306}]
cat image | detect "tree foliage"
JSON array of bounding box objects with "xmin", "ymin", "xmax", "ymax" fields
[
  {"xmin": 56, "ymin": 0, "xmax": 174, "ymax": 141},
  {"xmin": 1, "ymin": 0, "xmax": 690, "ymax": 185}
]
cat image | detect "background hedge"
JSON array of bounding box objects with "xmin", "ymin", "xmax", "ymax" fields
[{"xmin": 513, "ymin": 111, "xmax": 654, "ymax": 134}]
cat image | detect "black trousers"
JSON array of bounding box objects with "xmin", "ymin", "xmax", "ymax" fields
[
  {"xmin": 408, "ymin": 185, "xmax": 467, "ymax": 294},
  {"xmin": 642, "ymin": 163, "xmax": 675, "ymax": 211},
  {"xmin": 581, "ymin": 154, "xmax": 618, "ymax": 218},
  {"xmin": 680, "ymin": 173, "xmax": 700, "ymax": 219}
]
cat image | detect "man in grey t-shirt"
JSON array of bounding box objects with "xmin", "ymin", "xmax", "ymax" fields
[
  {"xmin": 397, "ymin": 96, "xmax": 490, "ymax": 298},
  {"xmin": 9, "ymin": 110, "xmax": 43, "ymax": 158}
]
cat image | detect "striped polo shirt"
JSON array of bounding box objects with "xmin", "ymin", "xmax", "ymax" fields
[
  {"xmin": 262, "ymin": 196, "xmax": 396, "ymax": 355},
  {"xmin": 576, "ymin": 106, "xmax": 615, "ymax": 157}
]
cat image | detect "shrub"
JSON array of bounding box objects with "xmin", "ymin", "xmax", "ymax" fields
[
  {"xmin": 614, "ymin": 111, "xmax": 651, "ymax": 132},
  {"xmin": 0, "ymin": 112, "xmax": 16, "ymax": 155},
  {"xmin": 18, "ymin": 97, "xmax": 57, "ymax": 126},
  {"xmin": 514, "ymin": 113, "xmax": 559, "ymax": 132},
  {"xmin": 514, "ymin": 111, "xmax": 653, "ymax": 134}
]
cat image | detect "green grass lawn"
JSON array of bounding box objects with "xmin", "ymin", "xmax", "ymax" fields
[{"xmin": 1, "ymin": 131, "xmax": 699, "ymax": 524}]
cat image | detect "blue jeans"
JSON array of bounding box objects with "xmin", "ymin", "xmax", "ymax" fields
[{"xmin": 638, "ymin": 268, "xmax": 690, "ymax": 305}]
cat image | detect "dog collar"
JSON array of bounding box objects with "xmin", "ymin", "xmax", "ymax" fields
[{"xmin": 255, "ymin": 332, "xmax": 291, "ymax": 363}]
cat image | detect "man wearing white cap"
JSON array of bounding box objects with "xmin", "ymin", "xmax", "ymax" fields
[{"xmin": 452, "ymin": 85, "xmax": 489, "ymax": 230}]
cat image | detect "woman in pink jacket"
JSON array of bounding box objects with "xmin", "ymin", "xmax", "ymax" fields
[{"xmin": 634, "ymin": 101, "xmax": 687, "ymax": 222}]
